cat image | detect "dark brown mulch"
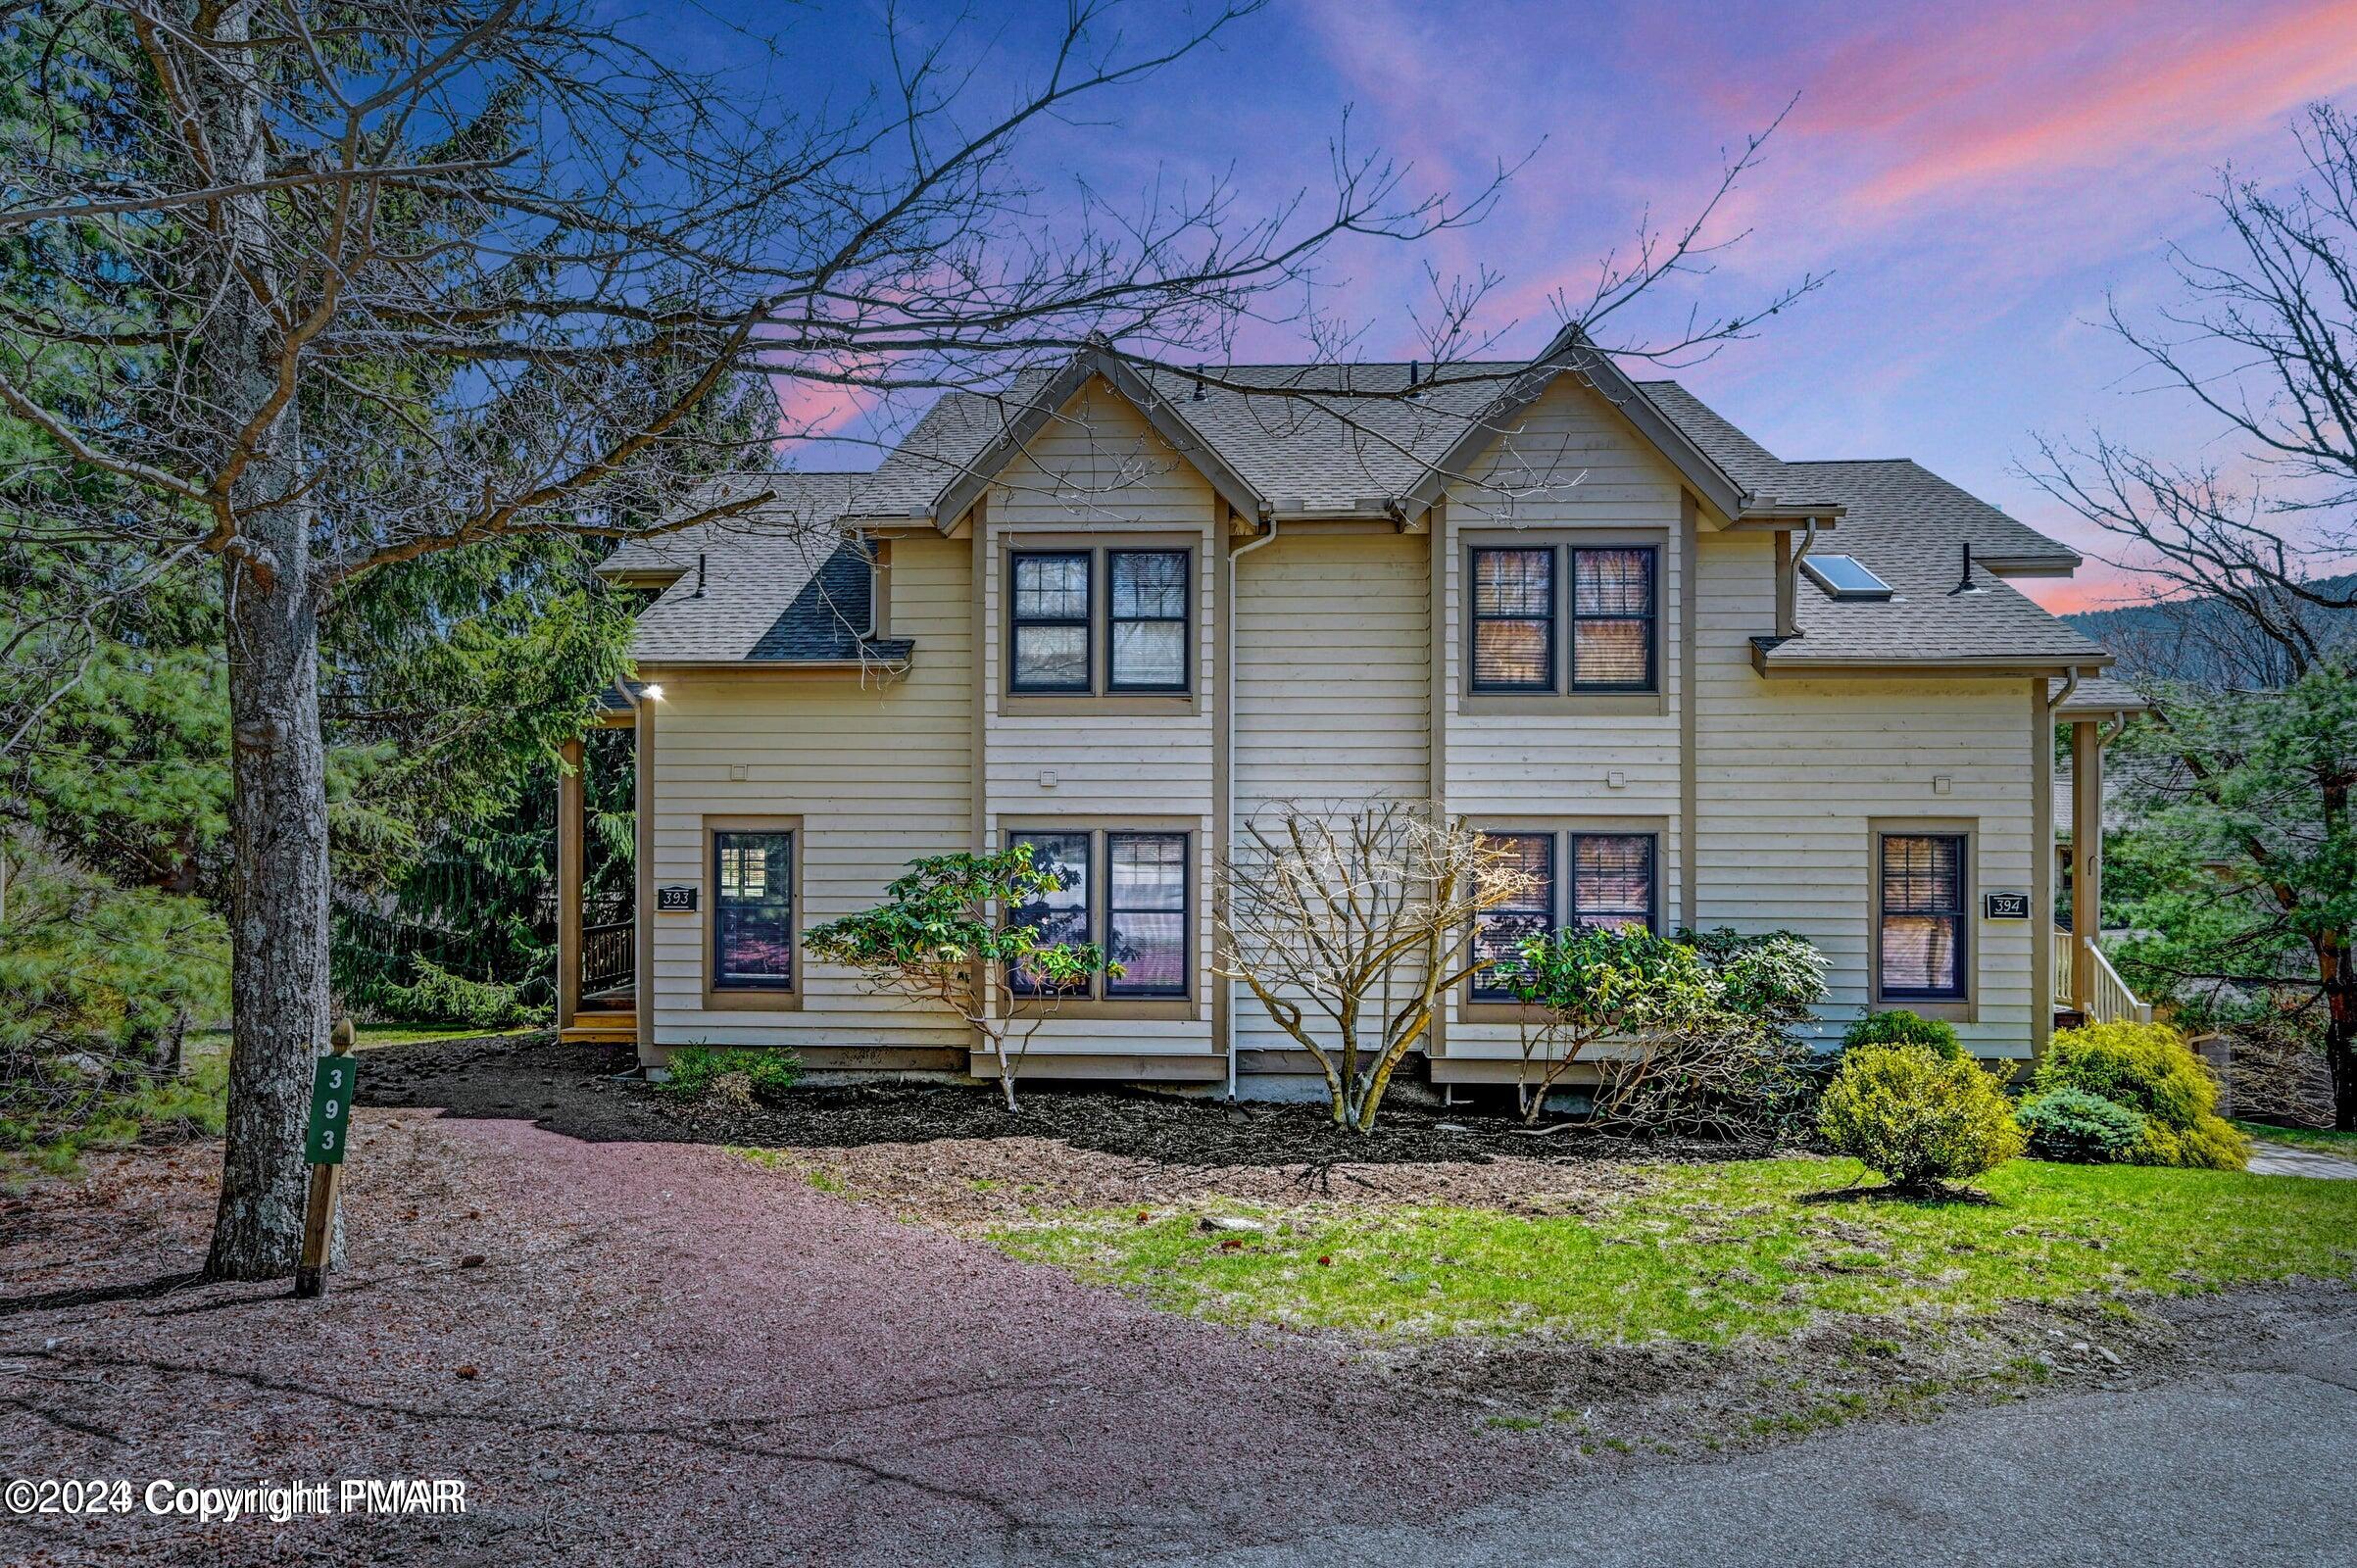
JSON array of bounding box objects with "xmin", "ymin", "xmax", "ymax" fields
[{"xmin": 354, "ymin": 1030, "xmax": 1773, "ymax": 1171}]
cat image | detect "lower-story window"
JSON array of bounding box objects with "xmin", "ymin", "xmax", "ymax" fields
[
  {"xmin": 1878, "ymin": 831, "xmax": 1968, "ymax": 1001},
  {"xmin": 1471, "ymin": 827, "xmax": 1659, "ymax": 1000},
  {"xmin": 1008, "ymin": 825, "xmax": 1193, "ymax": 1003},
  {"xmin": 713, "ymin": 827, "xmax": 796, "ymax": 991}
]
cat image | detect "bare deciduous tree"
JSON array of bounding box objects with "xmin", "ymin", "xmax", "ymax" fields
[
  {"xmin": 2025, "ymin": 101, "xmax": 2357, "ymax": 1127},
  {"xmin": 1215, "ymin": 800, "xmax": 1531, "ymax": 1130},
  {"xmin": 0, "ymin": 0, "xmax": 1503, "ymax": 1276}
]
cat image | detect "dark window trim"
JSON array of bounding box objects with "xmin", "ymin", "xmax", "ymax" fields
[
  {"xmin": 1007, "ymin": 825, "xmax": 1197, "ymax": 1004},
  {"xmin": 1568, "ymin": 545, "xmax": 1659, "ymax": 693},
  {"xmin": 1467, "ymin": 827, "xmax": 1661, "ymax": 1004},
  {"xmin": 1007, "ymin": 549, "xmax": 1095, "ymax": 695},
  {"xmin": 1104, "ymin": 828, "xmax": 1194, "ymax": 998},
  {"xmin": 1567, "ymin": 830, "xmax": 1660, "ymax": 931},
  {"xmin": 1005, "ymin": 543, "xmax": 1197, "ymax": 700},
  {"xmin": 1464, "ymin": 541, "xmax": 1661, "ymax": 698},
  {"xmin": 1007, "ymin": 827, "xmax": 1094, "ymax": 997},
  {"xmin": 1106, "ymin": 549, "xmax": 1193, "ymax": 695},
  {"xmin": 1469, "ymin": 829, "xmax": 1557, "ymax": 1002},
  {"xmin": 1467, "ymin": 546, "xmax": 1559, "ymax": 695},
  {"xmin": 1876, "ymin": 830, "xmax": 1970, "ymax": 1003}
]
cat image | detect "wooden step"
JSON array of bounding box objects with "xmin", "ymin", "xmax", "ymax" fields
[{"xmin": 561, "ymin": 1022, "xmax": 637, "ymax": 1046}]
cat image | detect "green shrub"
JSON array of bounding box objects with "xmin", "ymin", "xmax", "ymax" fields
[
  {"xmin": 2016, "ymin": 1087, "xmax": 2147, "ymax": 1163},
  {"xmin": 1, "ymin": 863, "xmax": 229, "ymax": 1178},
  {"xmin": 2136, "ymin": 1115, "xmax": 2253, "ymax": 1171},
  {"xmin": 658, "ymin": 1046, "xmax": 803, "ymax": 1104},
  {"xmin": 2033, "ymin": 1021, "xmax": 2248, "ymax": 1170},
  {"xmin": 1841, "ymin": 1009, "xmax": 1964, "ymax": 1059},
  {"xmin": 374, "ymin": 956, "xmax": 541, "ymax": 1030},
  {"xmin": 1817, "ymin": 1044, "xmax": 2025, "ymax": 1190}
]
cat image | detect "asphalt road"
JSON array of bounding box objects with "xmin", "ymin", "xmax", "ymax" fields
[{"xmin": 1147, "ymin": 1307, "xmax": 2357, "ymax": 1568}]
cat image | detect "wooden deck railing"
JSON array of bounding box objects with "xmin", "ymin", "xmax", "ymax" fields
[
  {"xmin": 2053, "ymin": 927, "xmax": 2153, "ymax": 1025},
  {"xmin": 582, "ymin": 920, "xmax": 633, "ymax": 1002}
]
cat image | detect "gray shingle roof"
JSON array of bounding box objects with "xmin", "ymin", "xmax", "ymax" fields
[
  {"xmin": 1748, "ymin": 454, "xmax": 2101, "ymax": 668},
  {"xmin": 625, "ymin": 358, "xmax": 2116, "ymax": 671},
  {"xmin": 2050, "ymin": 674, "xmax": 2150, "ymax": 716},
  {"xmin": 614, "ymin": 472, "xmax": 909, "ymax": 665},
  {"xmin": 850, "ymin": 361, "xmax": 1566, "ymax": 518}
]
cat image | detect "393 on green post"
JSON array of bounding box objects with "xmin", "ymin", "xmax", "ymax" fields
[{"xmin": 304, "ymin": 1054, "xmax": 357, "ymax": 1165}]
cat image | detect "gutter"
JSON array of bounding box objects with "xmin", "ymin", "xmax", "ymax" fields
[
  {"xmin": 1223, "ymin": 514, "xmax": 1283, "ymax": 1101},
  {"xmin": 2046, "ymin": 667, "xmax": 2081, "ymax": 714}
]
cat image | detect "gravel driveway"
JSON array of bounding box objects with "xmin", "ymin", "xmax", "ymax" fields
[
  {"xmin": 0, "ymin": 1108, "xmax": 1551, "ymax": 1566},
  {"xmin": 4, "ymin": 1092, "xmax": 2351, "ymax": 1567}
]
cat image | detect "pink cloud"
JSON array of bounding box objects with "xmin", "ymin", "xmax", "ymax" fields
[{"xmin": 1841, "ymin": 0, "xmax": 2357, "ymax": 212}]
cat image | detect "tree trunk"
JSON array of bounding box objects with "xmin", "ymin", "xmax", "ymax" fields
[
  {"xmin": 2328, "ymin": 979, "xmax": 2356, "ymax": 1133},
  {"xmin": 205, "ymin": 539, "xmax": 330, "ymax": 1279},
  {"xmin": 199, "ymin": 3, "xmax": 334, "ymax": 1281}
]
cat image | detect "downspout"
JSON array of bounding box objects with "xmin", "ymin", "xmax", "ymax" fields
[
  {"xmin": 2046, "ymin": 668, "xmax": 2080, "ymax": 714},
  {"xmin": 1224, "ymin": 512, "xmax": 1281, "ymax": 1100}
]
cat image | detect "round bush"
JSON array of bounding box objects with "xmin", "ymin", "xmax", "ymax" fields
[
  {"xmin": 2016, "ymin": 1087, "xmax": 2146, "ymax": 1163},
  {"xmin": 2032, "ymin": 1022, "xmax": 2248, "ymax": 1170},
  {"xmin": 1818, "ymin": 1044, "xmax": 2025, "ymax": 1189},
  {"xmin": 1841, "ymin": 1009, "xmax": 1964, "ymax": 1059}
]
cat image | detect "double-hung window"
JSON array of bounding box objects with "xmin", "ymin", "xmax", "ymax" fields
[
  {"xmin": 1009, "ymin": 552, "xmax": 1093, "ymax": 693},
  {"xmin": 1470, "ymin": 828, "xmax": 1659, "ymax": 1001},
  {"xmin": 1108, "ymin": 551, "xmax": 1189, "ymax": 692},
  {"xmin": 1467, "ymin": 543, "xmax": 1657, "ymax": 695},
  {"xmin": 1878, "ymin": 832, "xmax": 1968, "ymax": 1001},
  {"xmin": 712, "ymin": 827, "xmax": 796, "ymax": 993},
  {"xmin": 1008, "ymin": 827, "xmax": 1193, "ymax": 1002},
  {"xmin": 1007, "ymin": 546, "xmax": 1193, "ymax": 697}
]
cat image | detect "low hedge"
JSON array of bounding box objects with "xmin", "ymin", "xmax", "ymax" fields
[{"xmin": 1818, "ymin": 1043, "xmax": 2025, "ymax": 1190}]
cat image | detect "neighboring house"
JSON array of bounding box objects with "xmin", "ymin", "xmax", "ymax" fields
[{"xmin": 554, "ymin": 331, "xmax": 2149, "ymax": 1091}]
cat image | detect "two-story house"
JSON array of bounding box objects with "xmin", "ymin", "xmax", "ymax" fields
[{"xmin": 553, "ymin": 331, "xmax": 2152, "ymax": 1093}]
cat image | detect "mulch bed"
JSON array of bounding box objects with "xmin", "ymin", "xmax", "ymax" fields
[
  {"xmin": 357, "ymin": 1029, "xmax": 1764, "ymax": 1163},
  {"xmin": 353, "ymin": 1030, "xmax": 1777, "ymax": 1222}
]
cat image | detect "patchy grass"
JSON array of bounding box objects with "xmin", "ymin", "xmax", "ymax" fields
[
  {"xmin": 2236, "ymin": 1121, "xmax": 2357, "ymax": 1154},
  {"xmin": 185, "ymin": 1022, "xmax": 523, "ymax": 1056},
  {"xmin": 991, "ymin": 1158, "xmax": 2357, "ymax": 1347}
]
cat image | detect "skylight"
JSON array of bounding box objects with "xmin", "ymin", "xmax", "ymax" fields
[{"xmin": 1800, "ymin": 554, "xmax": 1894, "ymax": 601}]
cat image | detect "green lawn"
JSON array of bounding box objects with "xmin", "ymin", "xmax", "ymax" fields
[
  {"xmin": 2235, "ymin": 1121, "xmax": 2357, "ymax": 1153},
  {"xmin": 992, "ymin": 1158, "xmax": 2357, "ymax": 1347},
  {"xmin": 188, "ymin": 1021, "xmax": 525, "ymax": 1053}
]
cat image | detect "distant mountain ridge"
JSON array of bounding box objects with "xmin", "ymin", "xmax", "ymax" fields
[{"xmin": 2062, "ymin": 571, "xmax": 2357, "ymax": 685}]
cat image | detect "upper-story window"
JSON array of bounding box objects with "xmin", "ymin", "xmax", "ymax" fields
[
  {"xmin": 1008, "ymin": 547, "xmax": 1193, "ymax": 697},
  {"xmin": 1468, "ymin": 543, "xmax": 1657, "ymax": 695}
]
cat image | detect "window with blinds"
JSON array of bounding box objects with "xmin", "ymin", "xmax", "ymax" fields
[
  {"xmin": 1879, "ymin": 833, "xmax": 1967, "ymax": 1000},
  {"xmin": 1471, "ymin": 829, "xmax": 1658, "ymax": 1001},
  {"xmin": 1468, "ymin": 543, "xmax": 1656, "ymax": 694}
]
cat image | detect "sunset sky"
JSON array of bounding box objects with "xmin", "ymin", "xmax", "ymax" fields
[{"xmin": 683, "ymin": 0, "xmax": 2357, "ymax": 613}]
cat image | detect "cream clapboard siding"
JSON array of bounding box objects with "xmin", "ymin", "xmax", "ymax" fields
[
  {"xmin": 1438, "ymin": 377, "xmax": 1689, "ymax": 1060},
  {"xmin": 1230, "ymin": 530, "xmax": 1432, "ymax": 1056},
  {"xmin": 645, "ymin": 535, "xmax": 970, "ymax": 1051},
  {"xmin": 1691, "ymin": 530, "xmax": 2037, "ymax": 1056},
  {"xmin": 982, "ymin": 377, "xmax": 1218, "ymax": 1055}
]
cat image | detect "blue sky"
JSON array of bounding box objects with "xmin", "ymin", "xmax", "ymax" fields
[{"xmin": 663, "ymin": 0, "xmax": 2357, "ymax": 611}]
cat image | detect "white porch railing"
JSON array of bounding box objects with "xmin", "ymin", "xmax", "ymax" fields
[{"xmin": 2053, "ymin": 927, "xmax": 2153, "ymax": 1025}]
